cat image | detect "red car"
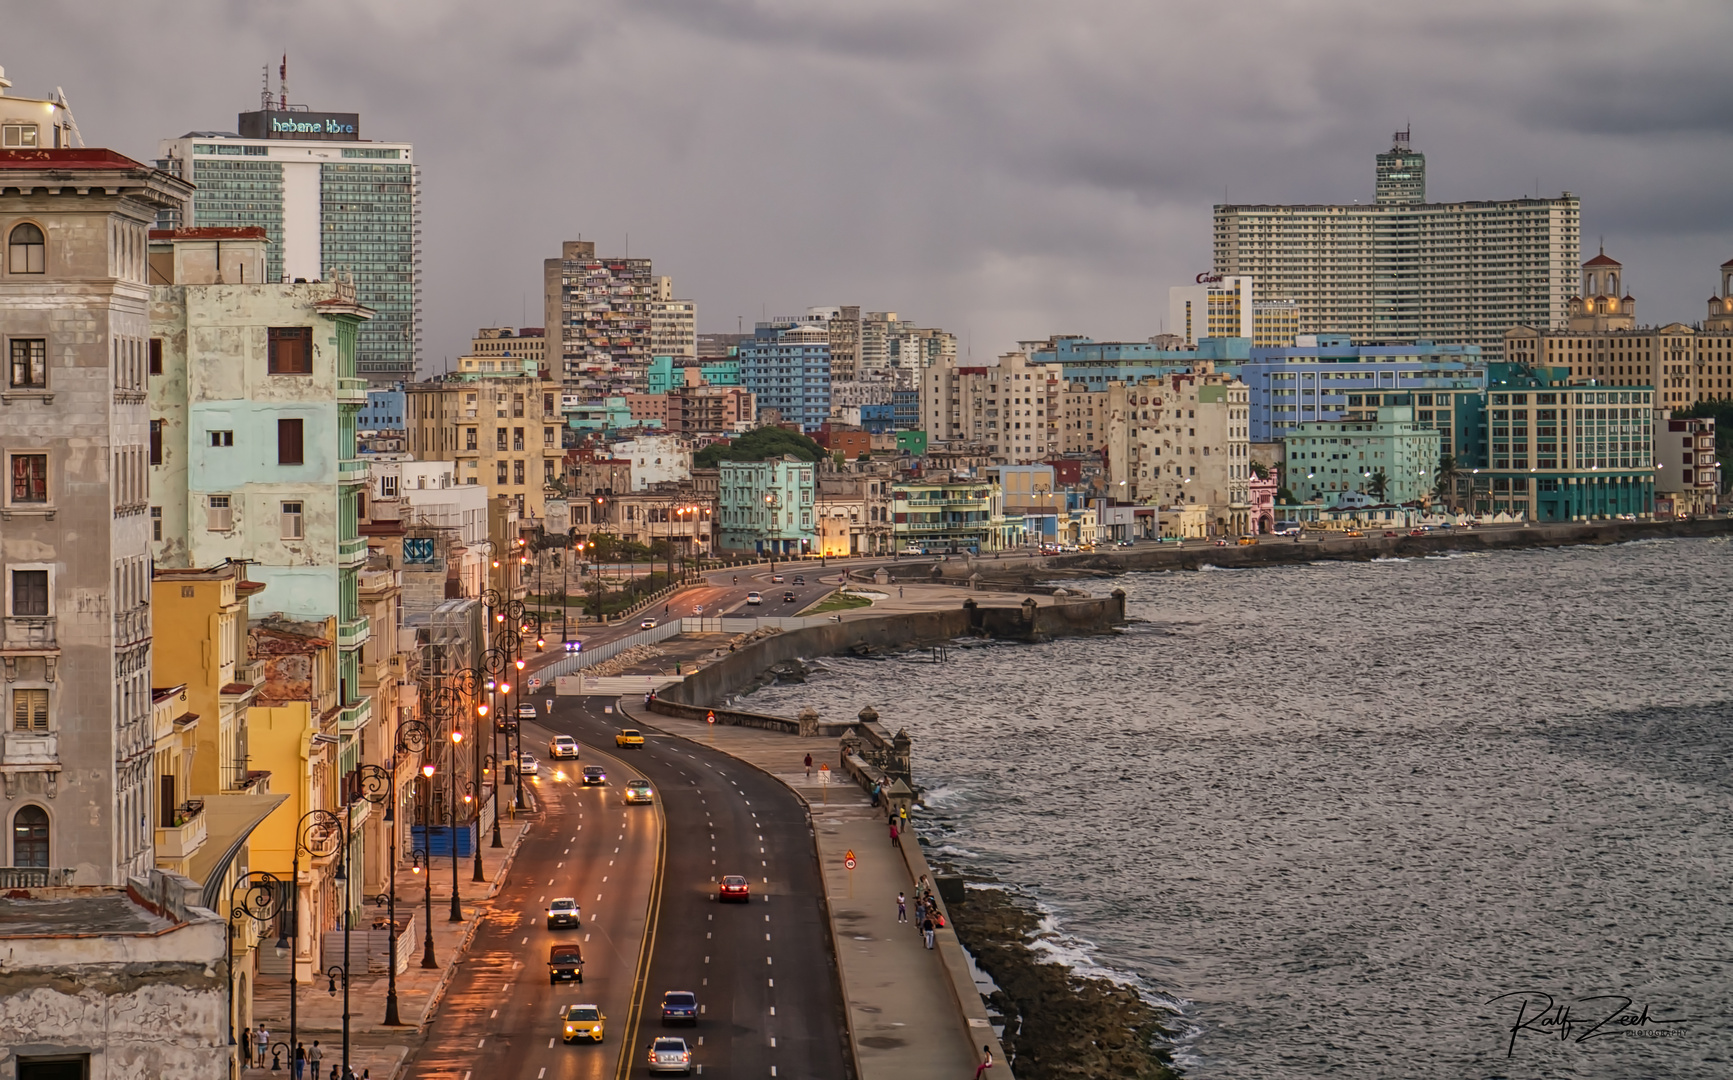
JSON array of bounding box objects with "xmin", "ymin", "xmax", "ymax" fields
[{"xmin": 718, "ymin": 875, "xmax": 750, "ymax": 902}]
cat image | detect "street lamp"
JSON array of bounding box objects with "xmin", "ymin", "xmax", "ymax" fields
[
  {"xmin": 448, "ymin": 727, "xmax": 465, "ymax": 922},
  {"xmin": 284, "ymin": 809, "xmax": 342, "ymax": 1075},
  {"xmin": 419, "ymin": 762, "xmax": 437, "ymax": 966},
  {"xmin": 225, "ymin": 870, "xmax": 286, "ymax": 1073}
]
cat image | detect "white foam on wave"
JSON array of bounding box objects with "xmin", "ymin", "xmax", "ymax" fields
[
  {"xmin": 1024, "ymin": 907, "xmax": 1190, "ymax": 1017},
  {"xmin": 1369, "ymin": 556, "xmax": 1409, "ymax": 563},
  {"xmin": 929, "ymin": 843, "xmax": 980, "ymax": 858},
  {"xmin": 918, "ymin": 782, "xmax": 965, "ymax": 809},
  {"xmin": 1196, "ymin": 563, "xmax": 1246, "ymax": 572}
]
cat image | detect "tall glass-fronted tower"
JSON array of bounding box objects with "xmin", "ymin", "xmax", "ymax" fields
[{"xmin": 156, "ymin": 109, "xmax": 420, "ymax": 384}]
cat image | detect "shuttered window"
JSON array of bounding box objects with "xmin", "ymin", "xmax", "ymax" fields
[
  {"xmin": 267, "ymin": 326, "xmax": 313, "ymax": 374},
  {"xmin": 278, "ymin": 418, "xmax": 304, "ymax": 465},
  {"xmin": 12, "ymin": 688, "xmax": 48, "ymax": 732}
]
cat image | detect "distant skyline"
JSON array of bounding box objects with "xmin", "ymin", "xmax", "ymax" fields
[{"xmin": 10, "ymin": 1, "xmax": 1732, "ymax": 375}]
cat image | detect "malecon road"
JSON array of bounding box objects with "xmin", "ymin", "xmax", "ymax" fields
[
  {"xmin": 549, "ymin": 694, "xmax": 851, "ymax": 1078},
  {"xmin": 407, "ymin": 734, "xmax": 660, "ymax": 1080}
]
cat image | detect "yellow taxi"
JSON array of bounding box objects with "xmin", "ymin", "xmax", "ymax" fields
[
  {"xmin": 1237, "ymin": 536, "xmax": 1257, "ymax": 546},
  {"xmin": 1345, "ymin": 530, "xmax": 1365, "ymax": 538},
  {"xmin": 560, "ymin": 1003, "xmax": 605, "ymax": 1043},
  {"xmin": 615, "ymin": 728, "xmax": 645, "ymax": 748}
]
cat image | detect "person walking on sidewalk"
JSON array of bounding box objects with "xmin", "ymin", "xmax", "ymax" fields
[
  {"xmin": 889, "ymin": 820, "xmax": 899, "ymax": 847},
  {"xmin": 804, "ymin": 753, "xmax": 813, "ymax": 779},
  {"xmin": 255, "ymin": 1025, "xmax": 269, "ymax": 1070},
  {"xmin": 897, "ymin": 892, "xmax": 907, "ymax": 922},
  {"xmin": 922, "ymin": 914, "xmax": 935, "ymax": 949},
  {"xmin": 974, "ymin": 1045, "xmax": 995, "ymax": 1079},
  {"xmin": 293, "ymin": 1042, "xmax": 305, "ymax": 1080},
  {"xmin": 308, "ymin": 1040, "xmax": 322, "ymax": 1078}
]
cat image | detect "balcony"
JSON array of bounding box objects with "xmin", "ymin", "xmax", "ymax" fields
[
  {"xmin": 338, "ymin": 377, "xmax": 369, "ymax": 404},
  {"xmin": 338, "ymin": 535, "xmax": 368, "ymax": 567},
  {"xmin": 0, "ymin": 867, "xmax": 76, "ymax": 888},
  {"xmin": 338, "ymin": 458, "xmax": 370, "ymax": 484},
  {"xmin": 2, "ymin": 615, "xmax": 56, "ymax": 653},
  {"xmin": 2, "ymin": 731, "xmax": 58, "ymax": 766},
  {"xmin": 114, "ymin": 605, "xmax": 150, "ymax": 647},
  {"xmin": 338, "ymin": 617, "xmax": 370, "ymax": 651},
  {"xmin": 154, "ymin": 801, "xmax": 208, "ymax": 861},
  {"xmin": 338, "ymin": 696, "xmax": 373, "ymax": 733}
]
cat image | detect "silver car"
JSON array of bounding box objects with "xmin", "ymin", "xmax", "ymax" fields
[{"xmin": 647, "ymin": 1036, "xmax": 693, "ymax": 1075}]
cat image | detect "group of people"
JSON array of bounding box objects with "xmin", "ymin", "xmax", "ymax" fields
[
  {"xmin": 244, "ymin": 1027, "xmax": 364, "ymax": 1079},
  {"xmin": 905, "ymin": 875, "xmax": 944, "ymax": 949}
]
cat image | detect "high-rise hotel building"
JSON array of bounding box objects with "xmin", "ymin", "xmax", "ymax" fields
[
  {"xmin": 544, "ymin": 239, "xmax": 658, "ymax": 394},
  {"xmin": 156, "ymin": 106, "xmax": 419, "ymax": 384},
  {"xmin": 1212, "ymin": 132, "xmax": 1579, "ymax": 359}
]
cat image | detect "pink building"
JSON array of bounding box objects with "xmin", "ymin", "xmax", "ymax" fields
[{"xmin": 1248, "ymin": 472, "xmax": 1278, "ymax": 533}]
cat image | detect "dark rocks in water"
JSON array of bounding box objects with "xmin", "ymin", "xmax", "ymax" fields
[
  {"xmin": 948, "ymin": 883, "xmax": 1180, "ymax": 1080},
  {"xmin": 768, "ymin": 661, "xmax": 808, "ymax": 684}
]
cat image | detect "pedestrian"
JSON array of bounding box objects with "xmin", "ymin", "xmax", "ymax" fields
[
  {"xmin": 870, "ymin": 781, "xmax": 881, "ymax": 808},
  {"xmin": 897, "ymin": 892, "xmax": 908, "ymax": 923},
  {"xmin": 889, "ymin": 821, "xmax": 899, "ymax": 847},
  {"xmin": 293, "ymin": 1042, "xmax": 306, "ymax": 1080},
  {"xmin": 974, "ymin": 1044, "xmax": 995, "ymax": 1079},
  {"xmin": 899, "ymin": 804, "xmax": 909, "ymax": 830},
  {"xmin": 255, "ymin": 1025, "xmax": 269, "ymax": 1069},
  {"xmin": 898, "ymin": 586, "xmax": 904, "ymax": 598},
  {"xmin": 309, "ymin": 1040, "xmax": 322, "ymax": 1078},
  {"xmin": 804, "ymin": 753, "xmax": 813, "ymax": 779},
  {"xmin": 922, "ymin": 915, "xmax": 935, "ymax": 949}
]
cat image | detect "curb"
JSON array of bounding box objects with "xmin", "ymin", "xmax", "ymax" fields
[{"xmin": 618, "ymin": 700, "xmax": 864, "ymax": 1080}]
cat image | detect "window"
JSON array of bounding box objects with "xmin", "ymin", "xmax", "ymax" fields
[
  {"xmin": 12, "ymin": 689, "xmax": 48, "ymax": 732},
  {"xmin": 8, "ymin": 223, "xmax": 45, "ymax": 274},
  {"xmin": 544, "ymin": 426, "xmax": 556, "ymax": 446},
  {"xmin": 277, "ymin": 418, "xmax": 304, "ymax": 465},
  {"xmin": 544, "ymin": 393, "xmax": 555, "ymax": 415},
  {"xmin": 12, "ymin": 569, "xmax": 48, "ymax": 616},
  {"xmin": 513, "ymin": 459, "xmax": 525, "ymax": 485},
  {"xmin": 149, "ymin": 420, "xmax": 163, "ymax": 465},
  {"xmin": 209, "ymin": 430, "xmax": 233, "ymax": 447},
  {"xmin": 151, "ymin": 506, "xmax": 162, "ymax": 541},
  {"xmin": 148, "ymin": 337, "xmax": 163, "ymax": 375},
  {"xmin": 267, "ymin": 326, "xmax": 313, "ymax": 375},
  {"xmin": 496, "ymin": 428, "xmax": 508, "ymax": 451},
  {"xmin": 379, "ymin": 475, "xmax": 399, "ymax": 497},
  {"xmin": 9, "ymin": 453, "xmax": 47, "ymax": 503},
  {"xmin": 11, "ymin": 805, "xmax": 49, "ymax": 868},
  {"xmin": 10, "ymin": 338, "xmax": 46, "ymax": 387},
  {"xmin": 513, "ymin": 427, "xmax": 525, "ymax": 451},
  {"xmin": 465, "ymin": 428, "xmax": 477, "ymax": 451},
  {"xmin": 207, "ymin": 494, "xmax": 232, "ymax": 531},
  {"xmin": 497, "ymin": 461, "xmax": 508, "ymax": 485},
  {"xmin": 280, "ymin": 501, "xmax": 304, "ymax": 540},
  {"xmin": 2, "ymin": 124, "xmax": 40, "ymax": 149}
]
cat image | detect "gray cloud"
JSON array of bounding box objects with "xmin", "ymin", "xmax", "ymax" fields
[{"xmin": 7, "ymin": 0, "xmax": 1732, "ymax": 368}]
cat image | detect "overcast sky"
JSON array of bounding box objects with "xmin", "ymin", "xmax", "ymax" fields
[{"xmin": 11, "ymin": 1, "xmax": 1733, "ymax": 371}]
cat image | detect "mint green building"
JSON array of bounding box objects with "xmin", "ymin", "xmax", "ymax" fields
[
  {"xmin": 149, "ymin": 231, "xmax": 375, "ymax": 756},
  {"xmin": 1284, "ymin": 405, "xmax": 1440, "ymax": 506}
]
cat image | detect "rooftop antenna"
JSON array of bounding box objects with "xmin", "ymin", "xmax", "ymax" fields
[
  {"xmin": 279, "ymin": 54, "xmax": 287, "ymax": 113},
  {"xmin": 50, "ymin": 88, "xmax": 84, "ymax": 147},
  {"xmin": 261, "ymin": 65, "xmax": 272, "ymax": 112}
]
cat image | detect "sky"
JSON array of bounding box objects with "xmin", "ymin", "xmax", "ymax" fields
[{"xmin": 10, "ymin": 1, "xmax": 1733, "ymax": 373}]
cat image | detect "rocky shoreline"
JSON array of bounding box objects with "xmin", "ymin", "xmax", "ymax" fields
[{"xmin": 943, "ymin": 876, "xmax": 1182, "ymax": 1079}]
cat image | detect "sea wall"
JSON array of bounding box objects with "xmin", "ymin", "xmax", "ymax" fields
[{"xmin": 654, "ymin": 594, "xmax": 1125, "ymax": 711}]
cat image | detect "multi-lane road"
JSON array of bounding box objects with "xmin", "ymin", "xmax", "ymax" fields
[{"xmin": 408, "ymin": 691, "xmax": 850, "ymax": 1079}]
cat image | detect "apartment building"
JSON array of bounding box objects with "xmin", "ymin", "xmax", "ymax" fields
[
  {"xmin": 1104, "ymin": 365, "xmax": 1253, "ymax": 533},
  {"xmin": 543, "ymin": 239, "xmax": 656, "ymax": 393},
  {"xmin": 1284, "ymin": 406, "xmax": 1441, "ymax": 506},
  {"xmin": 470, "ymin": 326, "xmax": 546, "ymax": 368},
  {"xmin": 1213, "ymin": 132, "xmax": 1579, "ymax": 360},
  {"xmin": 1167, "ymin": 274, "xmax": 1299, "ymax": 348},
  {"xmin": 650, "ymin": 287, "xmax": 697, "ymax": 359},
  {"xmin": 890, "ymin": 477, "xmax": 1016, "ymax": 553},
  {"xmin": 920, "ymin": 351, "xmax": 1064, "ymax": 463},
  {"xmin": 738, "ymin": 321, "xmax": 832, "ymax": 432},
  {"xmin": 1, "ymin": 145, "xmax": 190, "ymax": 884},
  {"xmin": 404, "ymin": 366, "xmax": 565, "ymax": 522},
  {"xmin": 1654, "ymin": 416, "xmax": 1719, "ymax": 517},
  {"xmin": 718, "ymin": 456, "xmax": 816, "ymax": 554}
]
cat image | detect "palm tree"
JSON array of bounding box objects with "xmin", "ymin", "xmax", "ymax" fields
[
  {"xmin": 1434, "ymin": 455, "xmax": 1459, "ymax": 508},
  {"xmin": 1369, "ymin": 469, "xmax": 1390, "ymax": 502}
]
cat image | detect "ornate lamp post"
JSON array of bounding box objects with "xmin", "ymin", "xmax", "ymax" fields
[
  {"xmin": 417, "ymin": 761, "xmax": 437, "ymax": 967},
  {"xmin": 226, "ymin": 870, "xmax": 287, "ymax": 1074},
  {"xmin": 447, "ymin": 724, "xmax": 465, "ymax": 922}
]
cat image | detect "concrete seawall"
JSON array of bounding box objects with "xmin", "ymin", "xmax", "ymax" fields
[{"xmin": 656, "ymin": 594, "xmax": 1126, "ymax": 710}]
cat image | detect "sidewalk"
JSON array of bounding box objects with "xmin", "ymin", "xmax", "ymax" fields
[
  {"xmin": 621, "ymin": 702, "xmax": 987, "ymax": 1080},
  {"xmin": 246, "ymin": 816, "xmax": 533, "ymax": 1080}
]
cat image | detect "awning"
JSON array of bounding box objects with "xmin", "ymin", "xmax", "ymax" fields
[{"xmin": 191, "ymin": 791, "xmax": 289, "ymax": 910}]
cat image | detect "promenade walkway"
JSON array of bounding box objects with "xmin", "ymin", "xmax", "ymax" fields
[
  {"xmin": 244, "ymin": 813, "xmax": 534, "ymax": 1080},
  {"xmin": 619, "ymin": 701, "xmax": 995, "ymax": 1080}
]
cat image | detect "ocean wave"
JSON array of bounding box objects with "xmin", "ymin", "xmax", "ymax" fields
[
  {"xmin": 1025, "ymin": 908, "xmax": 1190, "ymax": 1018},
  {"xmin": 1195, "ymin": 563, "xmax": 1246, "ymax": 572},
  {"xmin": 918, "ymin": 782, "xmax": 965, "ymax": 809},
  {"xmin": 929, "ymin": 843, "xmax": 980, "ymax": 858},
  {"xmin": 1369, "ymin": 556, "xmax": 1409, "ymax": 563}
]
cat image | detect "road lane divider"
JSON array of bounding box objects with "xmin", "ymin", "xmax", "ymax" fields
[{"xmin": 613, "ymin": 743, "xmax": 668, "ymax": 1080}]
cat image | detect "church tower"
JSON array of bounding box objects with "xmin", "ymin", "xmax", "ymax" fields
[
  {"xmin": 1706, "ymin": 257, "xmax": 1733, "ymax": 333},
  {"xmin": 1566, "ymin": 250, "xmax": 1635, "ymax": 332}
]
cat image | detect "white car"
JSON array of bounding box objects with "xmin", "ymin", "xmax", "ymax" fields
[
  {"xmin": 648, "ymin": 1037, "xmax": 693, "ymax": 1075},
  {"xmin": 549, "ymin": 735, "xmax": 579, "ymax": 760},
  {"xmin": 746, "ymin": 592, "xmax": 762, "ymax": 605},
  {"xmin": 519, "ymin": 752, "xmax": 539, "ymax": 777},
  {"xmin": 640, "ymin": 618, "xmax": 658, "ymax": 629}
]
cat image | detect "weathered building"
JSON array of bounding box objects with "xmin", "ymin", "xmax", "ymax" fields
[{"xmin": 1, "ymin": 145, "xmax": 191, "ymax": 885}]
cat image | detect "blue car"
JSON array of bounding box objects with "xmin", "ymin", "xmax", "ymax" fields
[{"xmin": 661, "ymin": 990, "xmax": 698, "ymax": 1025}]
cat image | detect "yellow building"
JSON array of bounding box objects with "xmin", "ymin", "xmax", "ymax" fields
[{"xmin": 405, "ymin": 366, "xmax": 566, "ymax": 525}]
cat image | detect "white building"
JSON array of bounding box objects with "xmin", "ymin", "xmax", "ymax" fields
[
  {"xmin": 1213, "ymin": 131, "xmax": 1579, "ymax": 360},
  {"xmin": 1105, "ymin": 364, "xmax": 1253, "ymax": 534},
  {"xmin": 920, "ymin": 351, "xmax": 1064, "ymax": 463},
  {"xmin": 155, "ymin": 89, "xmax": 419, "ymax": 384},
  {"xmin": 610, "ymin": 434, "xmax": 692, "ymax": 490},
  {"xmin": 650, "ymin": 276, "xmax": 697, "ymax": 359}
]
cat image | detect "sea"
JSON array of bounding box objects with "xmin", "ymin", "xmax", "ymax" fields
[{"xmin": 751, "ymin": 537, "xmax": 1733, "ymax": 1079}]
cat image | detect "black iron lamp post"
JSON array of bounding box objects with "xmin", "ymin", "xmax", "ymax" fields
[
  {"xmin": 226, "ymin": 870, "xmax": 287, "ymax": 1076},
  {"xmin": 284, "ymin": 810, "xmax": 342, "ymax": 1073}
]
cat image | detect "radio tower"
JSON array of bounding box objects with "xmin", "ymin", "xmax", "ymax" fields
[{"xmin": 279, "ymin": 55, "xmax": 288, "ymax": 112}]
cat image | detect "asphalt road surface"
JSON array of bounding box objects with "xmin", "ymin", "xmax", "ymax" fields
[
  {"xmin": 547, "ymin": 695, "xmax": 851, "ymax": 1079},
  {"xmin": 406, "ymin": 730, "xmax": 660, "ymax": 1080}
]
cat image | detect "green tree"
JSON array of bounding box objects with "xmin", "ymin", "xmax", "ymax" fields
[
  {"xmin": 1369, "ymin": 469, "xmax": 1390, "ymax": 502},
  {"xmin": 1250, "ymin": 461, "xmax": 1269, "ymax": 481},
  {"xmin": 694, "ymin": 426, "xmax": 825, "ymax": 468},
  {"xmin": 1434, "ymin": 454, "xmax": 1459, "ymax": 507}
]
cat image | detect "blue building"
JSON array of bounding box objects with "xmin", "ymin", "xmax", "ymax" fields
[
  {"xmin": 358, "ymin": 385, "xmax": 405, "ymax": 431},
  {"xmin": 738, "ymin": 322, "xmax": 831, "ymax": 432},
  {"xmin": 859, "ymin": 403, "xmax": 897, "ymax": 434},
  {"xmin": 1241, "ymin": 335, "xmax": 1485, "ymax": 455},
  {"xmin": 1026, "ymin": 335, "xmax": 1250, "ymax": 390}
]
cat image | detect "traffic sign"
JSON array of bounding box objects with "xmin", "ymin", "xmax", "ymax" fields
[
  {"xmin": 844, "ymin": 855, "xmax": 856, "ymax": 870},
  {"xmin": 818, "ymin": 763, "xmax": 831, "ymax": 783},
  {"xmin": 706, "ymin": 711, "xmax": 716, "ymax": 724}
]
